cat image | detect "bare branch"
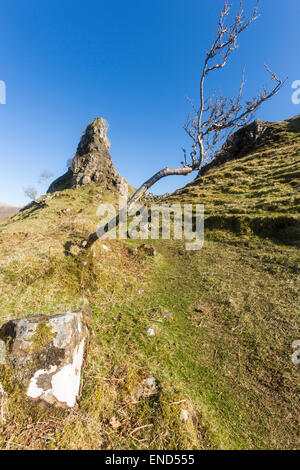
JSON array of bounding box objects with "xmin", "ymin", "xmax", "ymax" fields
[
  {"xmin": 183, "ymin": 0, "xmax": 283, "ymax": 169},
  {"xmin": 84, "ymin": 166, "xmax": 192, "ymax": 249},
  {"xmin": 85, "ymin": 0, "xmax": 283, "ymax": 248}
]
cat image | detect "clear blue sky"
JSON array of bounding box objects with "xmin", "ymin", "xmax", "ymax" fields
[{"xmin": 0, "ymin": 0, "xmax": 299, "ymax": 206}]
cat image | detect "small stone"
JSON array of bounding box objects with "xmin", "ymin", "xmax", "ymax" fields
[
  {"xmin": 138, "ymin": 289, "xmax": 145, "ymax": 295},
  {"xmin": 101, "ymin": 244, "xmax": 110, "ymax": 251},
  {"xmin": 62, "ymin": 208, "xmax": 71, "ymax": 215},
  {"xmin": 147, "ymin": 326, "xmax": 156, "ymax": 337}
]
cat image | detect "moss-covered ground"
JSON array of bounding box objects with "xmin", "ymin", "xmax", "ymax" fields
[{"xmin": 0, "ymin": 116, "xmax": 299, "ymax": 450}]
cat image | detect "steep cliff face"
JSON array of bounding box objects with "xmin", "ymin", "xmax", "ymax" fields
[{"xmin": 47, "ymin": 118, "xmax": 128, "ymax": 195}]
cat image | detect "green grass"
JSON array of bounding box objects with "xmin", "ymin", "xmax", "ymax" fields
[
  {"xmin": 165, "ymin": 115, "xmax": 300, "ymax": 243},
  {"xmin": 0, "ymin": 116, "xmax": 299, "ymax": 450}
]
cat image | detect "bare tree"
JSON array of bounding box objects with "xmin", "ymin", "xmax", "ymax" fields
[
  {"xmin": 24, "ymin": 186, "xmax": 38, "ymax": 201},
  {"xmin": 39, "ymin": 170, "xmax": 53, "ymax": 184},
  {"xmin": 85, "ymin": 0, "xmax": 283, "ymax": 249}
]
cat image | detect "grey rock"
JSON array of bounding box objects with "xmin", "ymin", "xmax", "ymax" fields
[
  {"xmin": 47, "ymin": 118, "xmax": 128, "ymax": 196},
  {"xmin": 0, "ymin": 310, "xmax": 91, "ymax": 408},
  {"xmin": 197, "ymin": 119, "xmax": 272, "ymax": 178}
]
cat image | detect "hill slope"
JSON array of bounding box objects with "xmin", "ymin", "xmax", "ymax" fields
[
  {"xmin": 0, "ymin": 202, "xmax": 19, "ymax": 221},
  {"xmin": 0, "ymin": 117, "xmax": 299, "ymax": 450},
  {"xmin": 166, "ymin": 115, "xmax": 300, "ymax": 243}
]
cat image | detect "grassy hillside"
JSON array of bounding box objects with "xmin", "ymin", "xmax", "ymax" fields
[
  {"xmin": 0, "ymin": 117, "xmax": 299, "ymax": 450},
  {"xmin": 166, "ymin": 115, "xmax": 300, "ymax": 244}
]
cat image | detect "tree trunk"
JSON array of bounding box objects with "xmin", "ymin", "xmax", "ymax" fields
[{"xmin": 84, "ymin": 166, "xmax": 193, "ymax": 249}]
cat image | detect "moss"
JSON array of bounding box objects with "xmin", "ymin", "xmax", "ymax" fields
[
  {"xmin": 165, "ymin": 117, "xmax": 300, "ymax": 245},
  {"xmin": 0, "ymin": 117, "xmax": 299, "ymax": 449},
  {"xmin": 29, "ymin": 322, "xmax": 55, "ymax": 354}
]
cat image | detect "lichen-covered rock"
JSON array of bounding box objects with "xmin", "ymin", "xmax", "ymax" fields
[
  {"xmin": 0, "ymin": 310, "xmax": 91, "ymax": 408},
  {"xmin": 47, "ymin": 117, "xmax": 128, "ymax": 195}
]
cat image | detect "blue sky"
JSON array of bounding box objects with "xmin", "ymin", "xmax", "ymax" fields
[{"xmin": 0, "ymin": 0, "xmax": 299, "ymax": 206}]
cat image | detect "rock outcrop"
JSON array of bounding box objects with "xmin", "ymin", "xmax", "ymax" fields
[
  {"xmin": 47, "ymin": 118, "xmax": 128, "ymax": 195},
  {"xmin": 198, "ymin": 119, "xmax": 271, "ymax": 177},
  {"xmin": 0, "ymin": 310, "xmax": 91, "ymax": 408}
]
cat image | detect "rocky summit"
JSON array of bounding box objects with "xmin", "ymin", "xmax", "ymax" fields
[{"xmin": 47, "ymin": 118, "xmax": 128, "ymax": 195}]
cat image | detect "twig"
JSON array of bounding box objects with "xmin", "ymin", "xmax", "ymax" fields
[{"xmin": 129, "ymin": 424, "xmax": 153, "ymax": 436}]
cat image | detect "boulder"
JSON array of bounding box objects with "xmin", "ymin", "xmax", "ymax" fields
[{"xmin": 0, "ymin": 310, "xmax": 91, "ymax": 408}]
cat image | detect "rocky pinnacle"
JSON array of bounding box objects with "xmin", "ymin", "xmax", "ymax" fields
[{"xmin": 47, "ymin": 118, "xmax": 128, "ymax": 195}]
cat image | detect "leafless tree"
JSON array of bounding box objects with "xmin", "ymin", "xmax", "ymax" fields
[
  {"xmin": 39, "ymin": 170, "xmax": 54, "ymax": 184},
  {"xmin": 24, "ymin": 186, "xmax": 38, "ymax": 201},
  {"xmin": 85, "ymin": 0, "xmax": 283, "ymax": 249}
]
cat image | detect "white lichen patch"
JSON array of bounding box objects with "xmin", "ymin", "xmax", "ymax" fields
[
  {"xmin": 51, "ymin": 338, "xmax": 85, "ymax": 407},
  {"xmin": 26, "ymin": 338, "xmax": 85, "ymax": 407}
]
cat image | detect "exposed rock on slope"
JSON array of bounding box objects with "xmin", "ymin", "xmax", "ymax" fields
[
  {"xmin": 165, "ymin": 115, "xmax": 300, "ymax": 239},
  {"xmin": 198, "ymin": 119, "xmax": 274, "ymax": 177},
  {"xmin": 47, "ymin": 118, "xmax": 128, "ymax": 195}
]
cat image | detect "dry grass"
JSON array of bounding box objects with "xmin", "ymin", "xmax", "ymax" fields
[{"xmin": 0, "ymin": 117, "xmax": 299, "ymax": 450}]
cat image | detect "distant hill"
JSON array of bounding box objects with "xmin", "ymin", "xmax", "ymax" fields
[{"xmin": 0, "ymin": 202, "xmax": 19, "ymax": 220}]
